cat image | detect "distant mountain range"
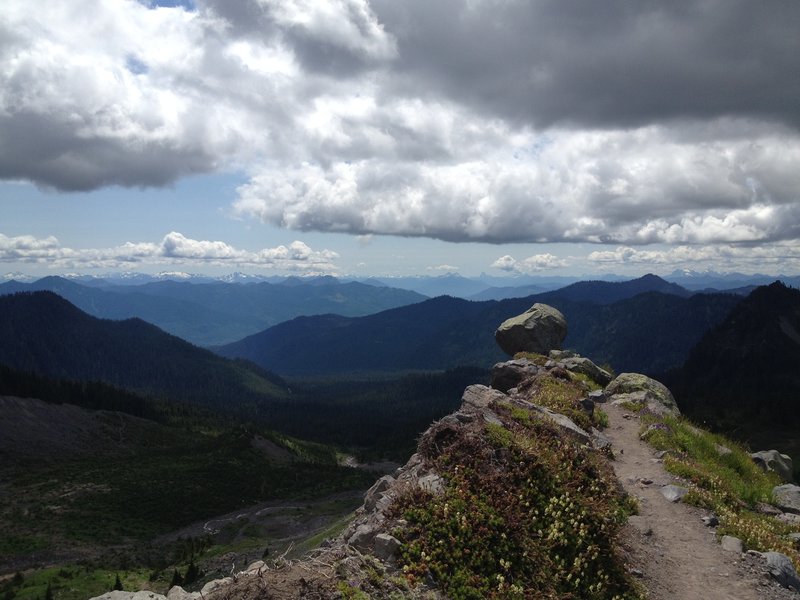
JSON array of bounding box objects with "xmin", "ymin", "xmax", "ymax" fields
[
  {"xmin": 217, "ymin": 275, "xmax": 742, "ymax": 377},
  {"xmin": 0, "ymin": 276, "xmax": 426, "ymax": 346},
  {"xmin": 0, "ymin": 291, "xmax": 289, "ymax": 410}
]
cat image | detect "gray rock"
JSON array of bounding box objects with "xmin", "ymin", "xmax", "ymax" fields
[
  {"xmin": 200, "ymin": 578, "xmax": 232, "ymax": 596},
  {"xmin": 756, "ymin": 501, "xmax": 783, "ymax": 516},
  {"xmin": 562, "ymin": 357, "xmax": 613, "ymax": 386},
  {"xmin": 495, "ymin": 303, "xmax": 567, "ymax": 356},
  {"xmin": 348, "ymin": 523, "xmax": 375, "ymax": 549},
  {"xmin": 605, "ymin": 373, "xmax": 680, "ymax": 416},
  {"xmin": 490, "ymin": 359, "xmax": 540, "ymax": 393},
  {"xmin": 579, "ymin": 397, "xmax": 595, "ymax": 416},
  {"xmin": 751, "ymin": 450, "xmax": 794, "ymax": 483},
  {"xmin": 773, "ymin": 484, "xmax": 800, "ymax": 514},
  {"xmin": 776, "ymin": 512, "xmax": 800, "ymax": 525},
  {"xmin": 701, "ymin": 515, "xmax": 719, "ymax": 527},
  {"xmin": 660, "ymin": 484, "xmax": 688, "ymax": 502},
  {"xmin": 721, "ymin": 535, "xmax": 744, "ymax": 553},
  {"xmin": 374, "ymin": 533, "xmax": 402, "ymax": 561},
  {"xmin": 590, "ymin": 427, "xmax": 612, "ymax": 452},
  {"xmin": 461, "ymin": 385, "xmax": 505, "ymax": 425},
  {"xmin": 417, "ymin": 473, "xmax": 445, "ymax": 495},
  {"xmin": 245, "ymin": 560, "xmax": 265, "ymax": 573},
  {"xmin": 549, "ymin": 350, "xmax": 577, "ymax": 360},
  {"xmin": 525, "ymin": 402, "xmax": 591, "ymax": 444},
  {"xmin": 588, "ymin": 390, "xmax": 607, "ymax": 403},
  {"xmin": 167, "ymin": 587, "xmax": 200, "ymax": 600},
  {"xmin": 364, "ymin": 475, "xmax": 395, "ymax": 512},
  {"xmin": 715, "ymin": 443, "xmax": 733, "ymax": 457},
  {"xmin": 763, "ymin": 552, "xmax": 800, "ymax": 590},
  {"xmin": 90, "ymin": 593, "xmax": 166, "ymax": 600}
]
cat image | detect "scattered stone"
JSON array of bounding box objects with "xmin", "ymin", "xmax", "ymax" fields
[
  {"xmin": 605, "ymin": 373, "xmax": 680, "ymax": 416},
  {"xmin": 638, "ymin": 478, "xmax": 653, "ymax": 485},
  {"xmin": 417, "ymin": 473, "xmax": 445, "ymax": 495},
  {"xmin": 495, "ymin": 303, "xmax": 568, "ymax": 356},
  {"xmin": 715, "ymin": 443, "xmax": 733, "ymax": 457},
  {"xmin": 654, "ymin": 450, "xmax": 668, "ymax": 459},
  {"xmin": 200, "ymin": 578, "xmax": 232, "ymax": 596},
  {"xmin": 549, "ymin": 350, "xmax": 577, "ymax": 360},
  {"xmin": 245, "ymin": 560, "xmax": 265, "ymax": 573},
  {"xmin": 762, "ymin": 551, "xmax": 800, "ymax": 590},
  {"xmin": 579, "ymin": 397, "xmax": 595, "ymax": 416},
  {"xmin": 561, "ymin": 356, "xmax": 613, "ymax": 386},
  {"xmin": 773, "ymin": 484, "xmax": 800, "ymax": 514},
  {"xmin": 701, "ymin": 515, "xmax": 719, "ymax": 527},
  {"xmin": 630, "ymin": 568, "xmax": 644, "ymax": 578},
  {"xmin": 751, "ymin": 450, "xmax": 794, "ymax": 483},
  {"xmin": 364, "ymin": 475, "xmax": 395, "ymax": 511},
  {"xmin": 589, "ymin": 427, "xmax": 612, "ymax": 452},
  {"xmin": 721, "ymin": 535, "xmax": 744, "ymax": 553},
  {"xmin": 90, "ymin": 593, "xmax": 166, "ymax": 600},
  {"xmin": 374, "ymin": 533, "xmax": 402, "ymax": 561},
  {"xmin": 755, "ymin": 501, "xmax": 783, "ymax": 516},
  {"xmin": 660, "ymin": 484, "xmax": 688, "ymax": 503},
  {"xmin": 460, "ymin": 385, "xmax": 505, "ymax": 425},
  {"xmin": 525, "ymin": 402, "xmax": 591, "ymax": 444},
  {"xmin": 167, "ymin": 588, "xmax": 199, "ymax": 600},
  {"xmin": 588, "ymin": 389, "xmax": 607, "ymax": 403},
  {"xmin": 490, "ymin": 359, "xmax": 540, "ymax": 393},
  {"xmin": 775, "ymin": 512, "xmax": 800, "ymax": 525},
  {"xmin": 788, "ymin": 532, "xmax": 800, "ymax": 543},
  {"xmin": 348, "ymin": 524, "xmax": 375, "ymax": 550}
]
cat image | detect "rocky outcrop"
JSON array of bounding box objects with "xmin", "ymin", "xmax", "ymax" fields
[
  {"xmin": 605, "ymin": 372, "xmax": 680, "ymax": 416},
  {"xmin": 490, "ymin": 358, "xmax": 541, "ymax": 392},
  {"xmin": 495, "ymin": 303, "xmax": 567, "ymax": 356},
  {"xmin": 560, "ymin": 356, "xmax": 613, "ymax": 386},
  {"xmin": 773, "ymin": 484, "xmax": 800, "ymax": 514},
  {"xmin": 751, "ymin": 450, "xmax": 794, "ymax": 483}
]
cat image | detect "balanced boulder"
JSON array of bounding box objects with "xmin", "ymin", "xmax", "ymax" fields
[{"xmin": 495, "ymin": 303, "xmax": 567, "ymax": 356}]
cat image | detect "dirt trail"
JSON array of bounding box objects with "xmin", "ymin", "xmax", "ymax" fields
[{"xmin": 604, "ymin": 403, "xmax": 794, "ymax": 600}]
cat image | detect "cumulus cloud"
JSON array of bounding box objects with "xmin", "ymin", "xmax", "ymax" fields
[
  {"xmin": 588, "ymin": 242, "xmax": 800, "ymax": 273},
  {"xmin": 492, "ymin": 253, "xmax": 569, "ymax": 274},
  {"xmin": 0, "ymin": 232, "xmax": 338, "ymax": 272},
  {"xmin": 235, "ymin": 123, "xmax": 800, "ymax": 244},
  {"xmin": 2, "ymin": 0, "xmax": 800, "ymax": 255}
]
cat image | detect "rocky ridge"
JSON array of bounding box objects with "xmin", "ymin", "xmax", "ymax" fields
[{"xmin": 90, "ymin": 304, "xmax": 800, "ymax": 599}]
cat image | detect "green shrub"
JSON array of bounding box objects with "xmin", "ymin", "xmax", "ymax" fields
[{"xmin": 395, "ymin": 414, "xmax": 641, "ymax": 599}]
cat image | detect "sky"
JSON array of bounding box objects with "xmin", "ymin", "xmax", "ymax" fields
[{"xmin": 1, "ymin": 0, "xmax": 800, "ymax": 278}]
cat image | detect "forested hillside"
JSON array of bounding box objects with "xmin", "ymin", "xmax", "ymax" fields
[
  {"xmin": 219, "ymin": 288, "xmax": 741, "ymax": 377},
  {"xmin": 0, "ymin": 292, "xmax": 288, "ymax": 410}
]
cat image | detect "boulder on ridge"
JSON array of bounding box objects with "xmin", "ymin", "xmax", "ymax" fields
[{"xmin": 495, "ymin": 303, "xmax": 567, "ymax": 356}]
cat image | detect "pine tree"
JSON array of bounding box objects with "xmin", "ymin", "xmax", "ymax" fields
[
  {"xmin": 184, "ymin": 562, "xmax": 200, "ymax": 586},
  {"xmin": 169, "ymin": 569, "xmax": 183, "ymax": 589},
  {"xmin": 44, "ymin": 583, "xmax": 53, "ymax": 600},
  {"xmin": 113, "ymin": 575, "xmax": 123, "ymax": 591}
]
